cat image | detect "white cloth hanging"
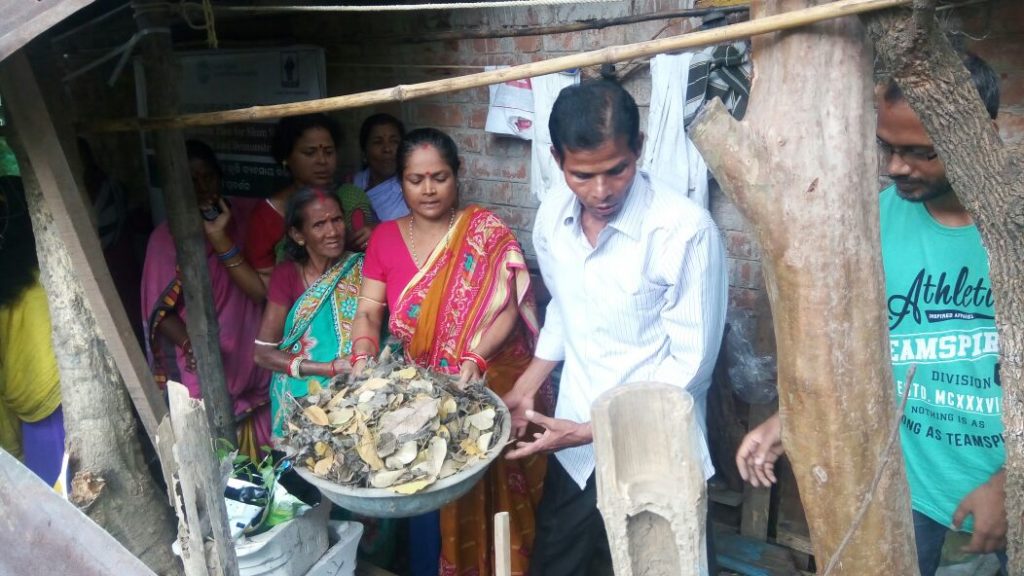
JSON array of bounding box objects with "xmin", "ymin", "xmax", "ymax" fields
[
  {"xmin": 644, "ymin": 52, "xmax": 709, "ymax": 209},
  {"xmin": 529, "ymin": 70, "xmax": 580, "ymax": 202}
]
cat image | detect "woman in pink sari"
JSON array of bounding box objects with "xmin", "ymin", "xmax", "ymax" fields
[
  {"xmin": 141, "ymin": 140, "xmax": 271, "ymax": 459},
  {"xmin": 350, "ymin": 128, "xmax": 547, "ymax": 576}
]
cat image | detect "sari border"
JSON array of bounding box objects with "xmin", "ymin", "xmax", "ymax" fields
[{"xmin": 395, "ymin": 207, "xmax": 478, "ymax": 305}]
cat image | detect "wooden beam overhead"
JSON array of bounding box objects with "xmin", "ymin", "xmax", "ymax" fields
[
  {"xmin": 86, "ymin": 0, "xmax": 910, "ymax": 132},
  {"xmin": 0, "ymin": 0, "xmax": 95, "ymax": 63}
]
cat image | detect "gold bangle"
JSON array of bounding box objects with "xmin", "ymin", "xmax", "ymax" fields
[{"xmin": 224, "ymin": 257, "xmax": 244, "ymax": 269}]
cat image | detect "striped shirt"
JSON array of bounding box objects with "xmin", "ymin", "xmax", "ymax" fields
[{"xmin": 533, "ymin": 171, "xmax": 727, "ymax": 488}]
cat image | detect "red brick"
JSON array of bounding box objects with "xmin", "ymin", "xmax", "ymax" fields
[
  {"xmin": 465, "ymin": 156, "xmax": 529, "ymax": 182},
  {"xmin": 467, "ymin": 179, "xmax": 516, "ymax": 205},
  {"xmin": 725, "ymin": 230, "xmax": 759, "ymax": 260},
  {"xmin": 514, "ymin": 36, "xmax": 543, "ymax": 53},
  {"xmin": 413, "ymin": 103, "xmax": 465, "ymax": 128},
  {"xmin": 729, "ymin": 287, "xmax": 759, "ymax": 311},
  {"xmin": 468, "ymin": 106, "xmax": 488, "ymax": 129},
  {"xmin": 449, "ymin": 129, "xmax": 484, "ymax": 155},
  {"xmin": 543, "ymin": 33, "xmax": 579, "ymax": 53},
  {"xmin": 582, "ymin": 28, "xmax": 625, "ymax": 51},
  {"xmin": 485, "ymin": 135, "xmax": 530, "ymax": 159}
]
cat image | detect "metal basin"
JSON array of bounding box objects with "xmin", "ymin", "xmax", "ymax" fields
[{"xmin": 295, "ymin": 388, "xmax": 511, "ymax": 518}]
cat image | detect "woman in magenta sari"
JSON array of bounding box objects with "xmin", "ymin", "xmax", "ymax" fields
[
  {"xmin": 350, "ymin": 128, "xmax": 547, "ymax": 576},
  {"xmin": 141, "ymin": 140, "xmax": 271, "ymax": 459}
]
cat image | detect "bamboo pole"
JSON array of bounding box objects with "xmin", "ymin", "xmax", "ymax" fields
[{"xmin": 87, "ymin": 0, "xmax": 909, "ymax": 133}]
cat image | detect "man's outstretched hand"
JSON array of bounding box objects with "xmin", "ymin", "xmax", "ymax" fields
[
  {"xmin": 505, "ymin": 410, "xmax": 591, "ymax": 460},
  {"xmin": 735, "ymin": 413, "xmax": 784, "ymax": 488}
]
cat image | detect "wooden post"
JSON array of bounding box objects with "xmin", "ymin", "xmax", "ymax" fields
[
  {"xmin": 592, "ymin": 382, "xmax": 708, "ymax": 576},
  {"xmin": 0, "ymin": 450, "xmax": 158, "ymax": 576},
  {"xmin": 3, "ymin": 52, "xmax": 181, "ymax": 574},
  {"xmin": 689, "ymin": 0, "xmax": 918, "ymax": 572},
  {"xmin": 0, "ymin": 52, "xmax": 165, "ymax": 441},
  {"xmin": 166, "ymin": 381, "xmax": 240, "ymax": 576},
  {"xmin": 133, "ymin": 2, "xmax": 237, "ymax": 445}
]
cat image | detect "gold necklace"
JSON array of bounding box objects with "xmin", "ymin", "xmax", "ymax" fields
[{"xmin": 408, "ymin": 209, "xmax": 456, "ymax": 267}]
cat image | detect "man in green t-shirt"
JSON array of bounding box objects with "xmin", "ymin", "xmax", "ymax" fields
[{"xmin": 735, "ymin": 53, "xmax": 1005, "ymax": 575}]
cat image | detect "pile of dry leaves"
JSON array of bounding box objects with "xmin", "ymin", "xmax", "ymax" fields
[{"xmin": 281, "ymin": 353, "xmax": 505, "ymax": 495}]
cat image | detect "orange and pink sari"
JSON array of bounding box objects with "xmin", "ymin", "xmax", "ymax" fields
[{"xmin": 390, "ymin": 205, "xmax": 547, "ymax": 576}]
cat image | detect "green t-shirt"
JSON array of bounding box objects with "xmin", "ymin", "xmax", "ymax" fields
[{"xmin": 880, "ymin": 185, "xmax": 1003, "ymax": 530}]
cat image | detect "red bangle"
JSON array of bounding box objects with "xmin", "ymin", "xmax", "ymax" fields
[
  {"xmin": 462, "ymin": 351, "xmax": 488, "ymax": 374},
  {"xmin": 350, "ymin": 353, "xmax": 370, "ymax": 366},
  {"xmin": 329, "ymin": 359, "xmax": 338, "ymax": 378},
  {"xmin": 351, "ymin": 336, "xmax": 379, "ymax": 354}
]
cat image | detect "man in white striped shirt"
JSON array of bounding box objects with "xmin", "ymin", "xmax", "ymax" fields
[{"xmin": 504, "ymin": 79, "xmax": 727, "ymax": 575}]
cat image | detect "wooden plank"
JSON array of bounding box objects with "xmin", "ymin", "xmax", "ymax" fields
[
  {"xmin": 593, "ymin": 383, "xmax": 707, "ymax": 576},
  {"xmin": 0, "ymin": 449, "xmax": 157, "ymax": 576},
  {"xmin": 0, "ymin": 0, "xmax": 94, "ymax": 63},
  {"xmin": 168, "ymin": 381, "xmax": 239, "ymax": 576},
  {"xmin": 0, "ymin": 52, "xmax": 166, "ymax": 441},
  {"xmin": 740, "ymin": 403, "xmax": 775, "ymax": 540},
  {"xmin": 155, "ymin": 416, "xmax": 177, "ymax": 507},
  {"xmin": 495, "ymin": 511, "xmax": 511, "ymax": 576},
  {"xmin": 775, "ymin": 522, "xmax": 815, "ymax": 556}
]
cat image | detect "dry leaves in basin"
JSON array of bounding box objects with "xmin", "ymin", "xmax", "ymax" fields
[{"xmin": 281, "ymin": 352, "xmax": 503, "ymax": 495}]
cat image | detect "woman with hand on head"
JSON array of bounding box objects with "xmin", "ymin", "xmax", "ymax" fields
[
  {"xmin": 351, "ymin": 113, "xmax": 409, "ymax": 222},
  {"xmin": 350, "ymin": 127, "xmax": 548, "ymax": 576},
  {"xmin": 245, "ymin": 114, "xmax": 376, "ymax": 293},
  {"xmin": 252, "ymin": 188, "xmax": 364, "ymax": 437},
  {"xmin": 141, "ymin": 140, "xmax": 271, "ymax": 460}
]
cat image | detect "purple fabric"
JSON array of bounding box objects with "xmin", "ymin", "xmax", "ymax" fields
[{"xmin": 21, "ymin": 405, "xmax": 64, "ymax": 486}]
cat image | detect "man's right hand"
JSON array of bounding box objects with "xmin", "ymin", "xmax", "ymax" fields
[
  {"xmin": 735, "ymin": 413, "xmax": 784, "ymax": 487},
  {"xmin": 502, "ymin": 386, "xmax": 535, "ymax": 440}
]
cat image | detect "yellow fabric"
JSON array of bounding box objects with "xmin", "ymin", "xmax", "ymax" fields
[
  {"xmin": 0, "ymin": 391, "xmax": 22, "ymax": 458},
  {"xmin": 0, "ymin": 280, "xmax": 62, "ymax": 429}
]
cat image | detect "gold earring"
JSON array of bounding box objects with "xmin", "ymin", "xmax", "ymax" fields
[{"xmin": 298, "ymin": 240, "xmax": 305, "ymax": 246}]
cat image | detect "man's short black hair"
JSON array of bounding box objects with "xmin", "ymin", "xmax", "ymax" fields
[
  {"xmin": 549, "ymin": 79, "xmax": 641, "ymax": 159},
  {"xmin": 883, "ymin": 52, "xmax": 1000, "ymax": 120}
]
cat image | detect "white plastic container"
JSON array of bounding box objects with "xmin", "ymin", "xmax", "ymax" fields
[
  {"xmin": 236, "ymin": 502, "xmax": 329, "ymax": 576},
  {"xmin": 306, "ymin": 521, "xmax": 364, "ymax": 576}
]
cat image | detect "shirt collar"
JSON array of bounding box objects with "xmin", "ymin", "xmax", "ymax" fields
[
  {"xmin": 558, "ymin": 171, "xmax": 649, "ymax": 241},
  {"xmin": 605, "ymin": 172, "xmax": 649, "ymax": 241}
]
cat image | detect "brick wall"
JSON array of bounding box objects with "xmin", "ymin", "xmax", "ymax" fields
[
  {"xmin": 297, "ymin": 0, "xmax": 700, "ymax": 261},
  {"xmin": 287, "ymin": 0, "xmax": 1022, "ymax": 315},
  {"xmin": 59, "ymin": 0, "xmax": 1021, "ymax": 320}
]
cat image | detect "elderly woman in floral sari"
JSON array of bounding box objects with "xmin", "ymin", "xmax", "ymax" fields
[
  {"xmin": 350, "ymin": 128, "xmax": 547, "ymax": 576},
  {"xmin": 252, "ymin": 187, "xmax": 364, "ymax": 437}
]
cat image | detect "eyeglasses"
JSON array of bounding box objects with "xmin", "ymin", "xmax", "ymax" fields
[{"xmin": 877, "ymin": 139, "xmax": 938, "ymax": 163}]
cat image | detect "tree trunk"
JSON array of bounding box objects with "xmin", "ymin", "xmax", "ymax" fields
[
  {"xmin": 9, "ymin": 147, "xmax": 182, "ymax": 575},
  {"xmin": 864, "ymin": 2, "xmax": 1024, "ymax": 570},
  {"xmin": 134, "ymin": 2, "xmax": 237, "ymax": 445},
  {"xmin": 689, "ymin": 0, "xmax": 918, "ymax": 572}
]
